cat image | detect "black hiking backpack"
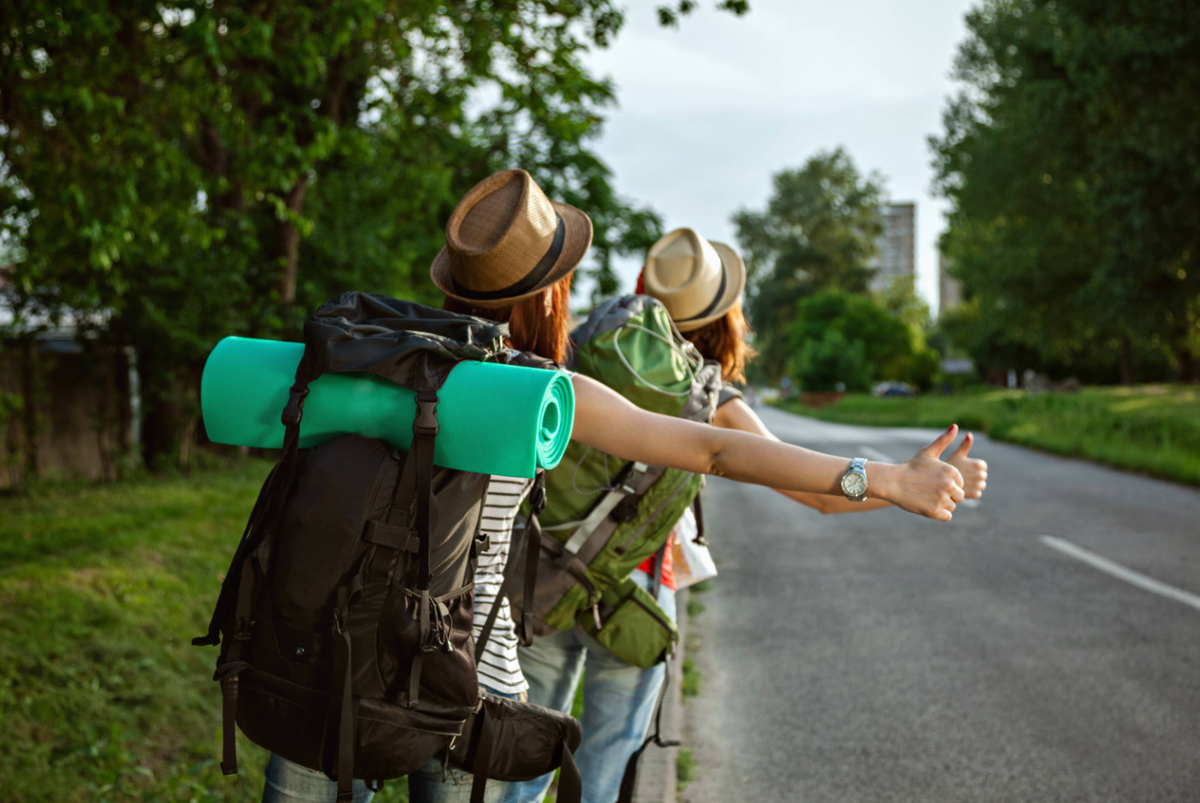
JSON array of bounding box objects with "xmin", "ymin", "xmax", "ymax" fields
[{"xmin": 193, "ymin": 293, "xmax": 581, "ymax": 802}]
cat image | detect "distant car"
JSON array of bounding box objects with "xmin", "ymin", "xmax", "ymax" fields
[{"xmin": 873, "ymin": 381, "xmax": 916, "ymax": 397}]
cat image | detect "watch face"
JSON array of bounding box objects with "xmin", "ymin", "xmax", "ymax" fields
[{"xmin": 842, "ymin": 471, "xmax": 867, "ymax": 497}]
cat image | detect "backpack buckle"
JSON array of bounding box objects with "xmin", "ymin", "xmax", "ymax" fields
[
  {"xmin": 474, "ymin": 533, "xmax": 492, "ymax": 554},
  {"xmin": 281, "ymin": 381, "xmax": 310, "ymax": 427},
  {"xmin": 413, "ymin": 390, "xmax": 439, "ymax": 438},
  {"xmin": 233, "ymin": 616, "xmax": 254, "ymax": 642}
]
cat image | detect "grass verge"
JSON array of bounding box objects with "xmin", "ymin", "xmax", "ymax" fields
[
  {"xmin": 775, "ymin": 384, "xmax": 1200, "ymax": 486},
  {"xmin": 676, "ymin": 749, "xmax": 696, "ymax": 794},
  {"xmin": 0, "ymin": 460, "xmax": 414, "ymax": 803}
]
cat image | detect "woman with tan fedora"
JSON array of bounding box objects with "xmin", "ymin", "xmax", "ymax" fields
[
  {"xmin": 637, "ymin": 227, "xmax": 989, "ymax": 515},
  {"xmin": 508, "ymin": 227, "xmax": 990, "ymax": 803},
  {"xmin": 264, "ymin": 169, "xmax": 968, "ymax": 803}
]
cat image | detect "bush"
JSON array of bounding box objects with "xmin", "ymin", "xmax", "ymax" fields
[{"xmin": 794, "ymin": 330, "xmax": 872, "ymax": 392}]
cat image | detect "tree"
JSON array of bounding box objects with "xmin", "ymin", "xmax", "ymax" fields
[
  {"xmin": 786, "ymin": 289, "xmax": 922, "ymax": 387},
  {"xmin": 0, "ymin": 0, "xmax": 747, "ymax": 470},
  {"xmin": 931, "ymin": 0, "xmax": 1200, "ymax": 383},
  {"xmin": 733, "ymin": 148, "xmax": 885, "ymax": 380}
]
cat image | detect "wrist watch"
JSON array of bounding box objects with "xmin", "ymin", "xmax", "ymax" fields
[{"xmin": 840, "ymin": 457, "xmax": 869, "ymax": 502}]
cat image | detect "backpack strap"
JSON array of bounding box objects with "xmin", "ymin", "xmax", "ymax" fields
[
  {"xmin": 191, "ymin": 462, "xmax": 279, "ymax": 648},
  {"xmin": 333, "ymin": 582, "xmax": 359, "ymax": 803},
  {"xmin": 548, "ymin": 462, "xmax": 650, "ymax": 565},
  {"xmin": 616, "ymin": 652, "xmax": 681, "ymax": 803},
  {"xmin": 475, "ymin": 471, "xmax": 546, "ymax": 658},
  {"xmin": 212, "ymin": 551, "xmax": 258, "ymax": 775},
  {"xmin": 407, "ymin": 389, "xmax": 441, "ymax": 709},
  {"xmin": 691, "ymin": 484, "xmax": 708, "ymax": 545},
  {"xmin": 467, "ymin": 705, "xmax": 497, "ymax": 803},
  {"xmin": 651, "ymin": 540, "xmax": 668, "ymax": 603}
]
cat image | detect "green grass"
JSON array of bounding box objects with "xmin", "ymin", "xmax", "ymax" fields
[
  {"xmin": 0, "ymin": 460, "xmax": 412, "ymax": 803},
  {"xmin": 676, "ymin": 748, "xmax": 696, "ymax": 794},
  {"xmin": 775, "ymin": 384, "xmax": 1200, "ymax": 486}
]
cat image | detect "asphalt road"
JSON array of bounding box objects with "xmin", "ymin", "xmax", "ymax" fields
[{"xmin": 681, "ymin": 406, "xmax": 1200, "ymax": 803}]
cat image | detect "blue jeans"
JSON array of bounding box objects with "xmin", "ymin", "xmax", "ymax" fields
[
  {"xmin": 513, "ymin": 572, "xmax": 676, "ymax": 803},
  {"xmin": 262, "ymin": 691, "xmax": 521, "ymax": 803}
]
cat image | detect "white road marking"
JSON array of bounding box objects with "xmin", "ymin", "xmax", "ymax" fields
[
  {"xmin": 1040, "ymin": 536, "xmax": 1200, "ymax": 613},
  {"xmin": 859, "ymin": 446, "xmax": 895, "ymax": 463}
]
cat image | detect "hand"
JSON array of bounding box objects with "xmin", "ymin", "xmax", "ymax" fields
[
  {"xmin": 872, "ymin": 425, "xmax": 965, "ymax": 522},
  {"xmin": 946, "ymin": 432, "xmax": 988, "ymax": 499}
]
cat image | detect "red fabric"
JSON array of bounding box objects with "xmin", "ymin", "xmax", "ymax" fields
[
  {"xmin": 636, "ymin": 531, "xmax": 676, "ymax": 591},
  {"xmin": 635, "ymin": 269, "xmax": 645, "ymax": 295}
]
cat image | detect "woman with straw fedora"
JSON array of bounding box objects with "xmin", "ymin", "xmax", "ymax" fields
[
  {"xmin": 636, "ymin": 227, "xmax": 989, "ymax": 515},
  {"xmin": 510, "ymin": 227, "xmax": 990, "ymax": 803},
  {"xmin": 263, "ymin": 169, "xmax": 969, "ymax": 803}
]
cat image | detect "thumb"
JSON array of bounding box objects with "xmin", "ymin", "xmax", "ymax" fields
[
  {"xmin": 918, "ymin": 424, "xmax": 959, "ymax": 459},
  {"xmin": 950, "ymin": 431, "xmax": 974, "ymax": 461}
]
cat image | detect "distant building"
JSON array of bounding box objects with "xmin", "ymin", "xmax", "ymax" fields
[
  {"xmin": 870, "ymin": 202, "xmax": 915, "ymax": 293},
  {"xmin": 938, "ymin": 251, "xmax": 963, "ymax": 317}
]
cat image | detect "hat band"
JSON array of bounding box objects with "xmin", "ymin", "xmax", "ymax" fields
[
  {"xmin": 451, "ymin": 213, "xmax": 565, "ymax": 302},
  {"xmin": 676, "ymin": 265, "xmax": 728, "ymax": 323}
]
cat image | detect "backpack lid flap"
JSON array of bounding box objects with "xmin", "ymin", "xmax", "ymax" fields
[{"xmin": 305, "ymin": 292, "xmax": 509, "ymax": 391}]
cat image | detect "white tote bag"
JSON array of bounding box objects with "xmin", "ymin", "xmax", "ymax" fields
[{"xmin": 671, "ymin": 507, "xmax": 718, "ymax": 589}]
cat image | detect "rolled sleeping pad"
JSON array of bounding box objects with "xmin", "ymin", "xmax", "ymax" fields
[{"xmin": 201, "ymin": 337, "xmax": 574, "ymax": 478}]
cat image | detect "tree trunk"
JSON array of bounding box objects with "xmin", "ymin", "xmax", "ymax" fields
[
  {"xmin": 20, "ymin": 336, "xmax": 38, "ymax": 480},
  {"xmin": 1176, "ymin": 345, "xmax": 1197, "ymax": 384},
  {"xmin": 277, "ymin": 176, "xmax": 310, "ymax": 305},
  {"xmin": 1119, "ymin": 334, "xmax": 1134, "ymax": 386}
]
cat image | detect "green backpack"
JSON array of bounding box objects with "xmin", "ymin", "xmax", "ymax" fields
[{"xmin": 511, "ymin": 295, "xmax": 721, "ymax": 668}]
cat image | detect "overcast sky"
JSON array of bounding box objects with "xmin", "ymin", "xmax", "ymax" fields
[{"xmin": 577, "ymin": 0, "xmax": 978, "ymax": 312}]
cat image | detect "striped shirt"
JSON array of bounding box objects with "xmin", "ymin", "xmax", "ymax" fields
[{"xmin": 473, "ymin": 475, "xmax": 533, "ymax": 695}]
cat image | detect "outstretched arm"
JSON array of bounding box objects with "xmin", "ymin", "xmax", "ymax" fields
[
  {"xmin": 713, "ymin": 398, "xmax": 989, "ymax": 514},
  {"xmin": 569, "ymin": 376, "xmax": 965, "ymax": 522}
]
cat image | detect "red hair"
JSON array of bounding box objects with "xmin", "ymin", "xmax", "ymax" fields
[
  {"xmin": 683, "ymin": 302, "xmax": 755, "ymax": 385},
  {"xmin": 442, "ymin": 273, "xmax": 574, "ymax": 363}
]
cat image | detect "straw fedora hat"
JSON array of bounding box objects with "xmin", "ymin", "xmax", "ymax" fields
[
  {"xmin": 431, "ymin": 169, "xmax": 593, "ymax": 308},
  {"xmin": 642, "ymin": 228, "xmax": 746, "ymax": 332}
]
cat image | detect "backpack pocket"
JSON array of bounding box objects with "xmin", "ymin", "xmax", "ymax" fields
[
  {"xmin": 577, "ymin": 578, "xmax": 677, "ymax": 668},
  {"xmin": 237, "ymin": 667, "xmax": 330, "ymax": 771},
  {"xmin": 353, "ymin": 696, "xmax": 464, "ymax": 780},
  {"xmin": 378, "ymin": 584, "xmax": 478, "ymax": 709},
  {"xmin": 450, "ymin": 692, "xmax": 583, "ymax": 782},
  {"xmin": 236, "ymin": 667, "xmax": 468, "ymax": 781}
]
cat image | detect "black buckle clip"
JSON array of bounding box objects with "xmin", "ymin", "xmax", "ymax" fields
[
  {"xmin": 233, "ymin": 616, "xmax": 254, "ymax": 642},
  {"xmin": 529, "ymin": 486, "xmax": 547, "ymax": 515},
  {"xmin": 610, "ymin": 496, "xmax": 640, "ymax": 524},
  {"xmin": 474, "ymin": 533, "xmax": 492, "ymax": 554},
  {"xmin": 281, "ymin": 381, "xmax": 310, "ymax": 427},
  {"xmin": 413, "ymin": 390, "xmax": 439, "ymax": 438}
]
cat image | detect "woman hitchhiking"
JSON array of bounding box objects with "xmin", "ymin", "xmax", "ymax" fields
[
  {"xmin": 639, "ymin": 227, "xmax": 989, "ymax": 515},
  {"xmin": 511, "ymin": 227, "xmax": 990, "ymax": 803},
  {"xmin": 262, "ymin": 170, "xmax": 966, "ymax": 803}
]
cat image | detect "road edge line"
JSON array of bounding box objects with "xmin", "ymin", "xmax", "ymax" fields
[{"xmin": 1039, "ymin": 535, "xmax": 1200, "ymax": 613}]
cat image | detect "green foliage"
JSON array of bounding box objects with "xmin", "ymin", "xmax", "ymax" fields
[
  {"xmin": 786, "ymin": 289, "xmax": 939, "ymax": 391},
  {"xmin": 733, "ymin": 147, "xmax": 885, "ymax": 379},
  {"xmin": 793, "ymin": 330, "xmax": 872, "ymax": 393},
  {"xmin": 681, "ymin": 654, "xmax": 701, "ymax": 700},
  {"xmin": 0, "ymin": 460, "xmax": 277, "ymax": 801},
  {"xmin": 0, "ymin": 0, "xmax": 745, "ymax": 469},
  {"xmin": 677, "ymin": 748, "xmax": 697, "ymax": 793},
  {"xmin": 776, "ymin": 384, "xmax": 1200, "ymax": 486},
  {"xmin": 931, "ymin": 0, "xmax": 1200, "ymax": 383}
]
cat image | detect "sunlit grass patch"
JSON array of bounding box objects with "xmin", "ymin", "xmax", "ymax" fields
[{"xmin": 776, "ymin": 385, "xmax": 1200, "ymax": 486}]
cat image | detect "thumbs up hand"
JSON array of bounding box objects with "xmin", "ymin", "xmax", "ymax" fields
[
  {"xmin": 873, "ymin": 425, "xmax": 966, "ymax": 521},
  {"xmin": 946, "ymin": 432, "xmax": 988, "ymax": 499}
]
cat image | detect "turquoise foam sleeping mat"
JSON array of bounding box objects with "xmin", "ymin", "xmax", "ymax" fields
[{"xmin": 201, "ymin": 337, "xmax": 574, "ymax": 478}]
